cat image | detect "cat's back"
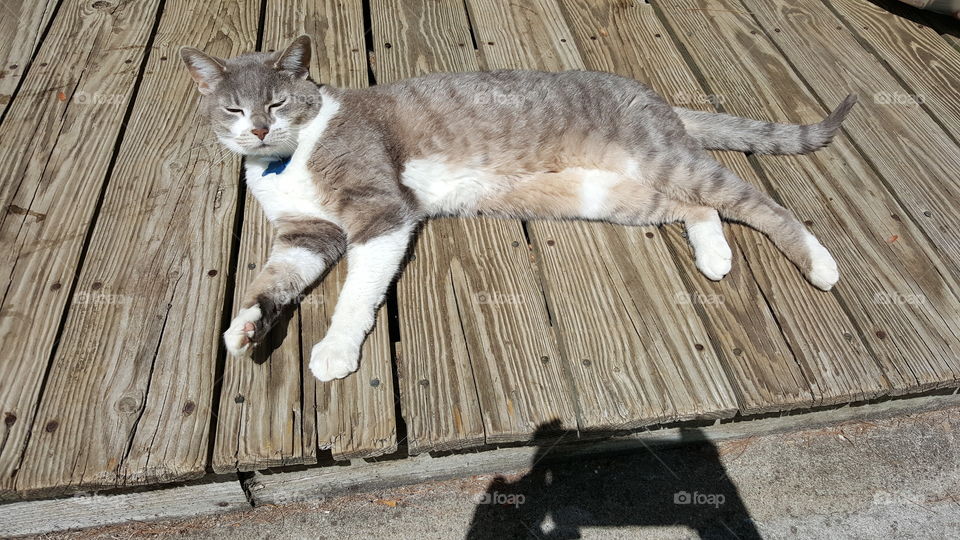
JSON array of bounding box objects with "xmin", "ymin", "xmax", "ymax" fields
[
  {"xmin": 351, "ymin": 70, "xmax": 673, "ymax": 166},
  {"xmin": 376, "ymin": 69, "xmax": 665, "ymax": 119}
]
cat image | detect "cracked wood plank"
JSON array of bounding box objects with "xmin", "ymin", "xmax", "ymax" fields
[
  {"xmin": 0, "ymin": 0, "xmax": 59, "ymax": 117},
  {"xmin": 11, "ymin": 0, "xmax": 259, "ymax": 497}
]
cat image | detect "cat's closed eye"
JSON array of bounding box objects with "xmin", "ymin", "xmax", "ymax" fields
[
  {"xmin": 268, "ymin": 99, "xmax": 286, "ymax": 110},
  {"xmin": 224, "ymin": 107, "xmax": 244, "ymax": 114}
]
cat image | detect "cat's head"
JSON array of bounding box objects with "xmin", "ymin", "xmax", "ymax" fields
[{"xmin": 180, "ymin": 36, "xmax": 321, "ymax": 157}]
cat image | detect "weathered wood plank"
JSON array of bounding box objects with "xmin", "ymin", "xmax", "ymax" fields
[
  {"xmin": 655, "ymin": 0, "xmax": 960, "ymax": 391},
  {"xmin": 0, "ymin": 0, "xmax": 164, "ymax": 499},
  {"xmin": 0, "ymin": 0, "xmax": 59, "ymax": 117},
  {"xmin": 0, "ymin": 479, "xmax": 249, "ymax": 536},
  {"xmin": 465, "ymin": 0, "xmax": 739, "ymax": 428},
  {"xmin": 374, "ymin": 0, "xmax": 579, "ymax": 453},
  {"xmin": 308, "ymin": 263, "xmax": 397, "ymax": 460},
  {"xmin": 12, "ymin": 0, "xmax": 259, "ymax": 497},
  {"xmin": 213, "ymin": 200, "xmax": 306, "ymax": 473},
  {"xmin": 372, "ymin": 0, "xmax": 484, "ymax": 455},
  {"xmin": 826, "ymin": 0, "xmax": 960, "ymax": 143},
  {"xmin": 558, "ymin": 0, "xmax": 889, "ymax": 409},
  {"xmin": 395, "ymin": 221, "xmax": 486, "ymax": 453}
]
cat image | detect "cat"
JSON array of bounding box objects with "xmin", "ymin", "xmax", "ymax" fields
[{"xmin": 181, "ymin": 35, "xmax": 855, "ymax": 382}]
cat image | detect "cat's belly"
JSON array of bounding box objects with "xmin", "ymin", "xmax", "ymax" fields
[{"xmin": 400, "ymin": 157, "xmax": 642, "ymax": 219}]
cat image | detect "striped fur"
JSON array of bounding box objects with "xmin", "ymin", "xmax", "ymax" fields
[{"xmin": 675, "ymin": 95, "xmax": 857, "ymax": 155}]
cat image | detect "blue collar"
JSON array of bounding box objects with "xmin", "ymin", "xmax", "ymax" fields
[{"xmin": 263, "ymin": 156, "xmax": 292, "ymax": 176}]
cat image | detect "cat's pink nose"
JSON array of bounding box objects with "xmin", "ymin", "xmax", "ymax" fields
[{"xmin": 251, "ymin": 127, "xmax": 269, "ymax": 140}]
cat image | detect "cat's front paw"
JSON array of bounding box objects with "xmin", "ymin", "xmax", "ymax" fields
[
  {"xmin": 224, "ymin": 305, "xmax": 261, "ymax": 357},
  {"xmin": 309, "ymin": 336, "xmax": 360, "ymax": 381}
]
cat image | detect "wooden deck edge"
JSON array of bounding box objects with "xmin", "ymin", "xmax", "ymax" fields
[
  {"xmin": 1, "ymin": 391, "xmax": 956, "ymax": 536},
  {"xmin": 245, "ymin": 391, "xmax": 959, "ymax": 506},
  {"xmin": 0, "ymin": 477, "xmax": 250, "ymax": 538}
]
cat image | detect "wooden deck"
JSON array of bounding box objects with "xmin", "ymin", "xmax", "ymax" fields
[{"xmin": 1, "ymin": 0, "xmax": 959, "ymax": 499}]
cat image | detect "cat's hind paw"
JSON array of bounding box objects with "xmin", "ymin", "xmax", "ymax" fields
[
  {"xmin": 309, "ymin": 336, "xmax": 360, "ymax": 381},
  {"xmin": 687, "ymin": 219, "xmax": 732, "ymax": 281},
  {"xmin": 805, "ymin": 233, "xmax": 839, "ymax": 291},
  {"xmin": 224, "ymin": 305, "xmax": 261, "ymax": 357},
  {"xmin": 695, "ymin": 241, "xmax": 733, "ymax": 281}
]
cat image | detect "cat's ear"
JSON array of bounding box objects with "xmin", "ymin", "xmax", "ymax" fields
[
  {"xmin": 180, "ymin": 47, "xmax": 227, "ymax": 95},
  {"xmin": 275, "ymin": 35, "xmax": 311, "ymax": 79}
]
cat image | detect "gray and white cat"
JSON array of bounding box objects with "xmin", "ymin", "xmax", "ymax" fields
[{"xmin": 181, "ymin": 36, "xmax": 855, "ymax": 382}]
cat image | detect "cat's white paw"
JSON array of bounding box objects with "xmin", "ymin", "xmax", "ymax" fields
[
  {"xmin": 224, "ymin": 305, "xmax": 261, "ymax": 357},
  {"xmin": 688, "ymin": 220, "xmax": 732, "ymax": 281},
  {"xmin": 695, "ymin": 241, "xmax": 733, "ymax": 281},
  {"xmin": 805, "ymin": 233, "xmax": 839, "ymax": 291},
  {"xmin": 309, "ymin": 336, "xmax": 360, "ymax": 382}
]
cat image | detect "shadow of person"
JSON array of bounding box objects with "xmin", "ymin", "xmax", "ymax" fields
[{"xmin": 466, "ymin": 421, "xmax": 761, "ymax": 539}]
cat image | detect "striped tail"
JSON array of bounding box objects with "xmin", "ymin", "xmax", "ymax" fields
[{"xmin": 675, "ymin": 94, "xmax": 857, "ymax": 155}]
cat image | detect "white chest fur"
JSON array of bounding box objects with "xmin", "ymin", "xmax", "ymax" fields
[
  {"xmin": 244, "ymin": 159, "xmax": 331, "ymax": 222},
  {"xmin": 242, "ymin": 91, "xmax": 342, "ymax": 224}
]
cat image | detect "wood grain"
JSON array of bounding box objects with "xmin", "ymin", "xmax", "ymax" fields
[
  {"xmin": 737, "ymin": 0, "xmax": 960, "ymax": 278},
  {"xmin": 826, "ymin": 0, "xmax": 960, "ymax": 143},
  {"xmin": 655, "ymin": 0, "xmax": 960, "ymax": 391},
  {"xmin": 465, "ymin": 0, "xmax": 739, "ymax": 429},
  {"xmin": 0, "ymin": 0, "xmax": 165, "ymax": 499},
  {"xmin": 560, "ymin": 0, "xmax": 891, "ymax": 408},
  {"xmin": 373, "ymin": 0, "xmax": 579, "ymax": 454},
  {"xmin": 0, "ymin": 479, "xmax": 249, "ymax": 536},
  {"xmin": 11, "ymin": 0, "xmax": 259, "ymax": 497},
  {"xmin": 0, "ymin": 0, "xmax": 59, "ymax": 117}
]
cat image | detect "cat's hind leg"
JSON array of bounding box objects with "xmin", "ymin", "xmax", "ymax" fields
[
  {"xmin": 581, "ymin": 175, "xmax": 733, "ymax": 281},
  {"xmin": 666, "ymin": 156, "xmax": 838, "ymax": 290},
  {"xmin": 680, "ymin": 206, "xmax": 732, "ymax": 281}
]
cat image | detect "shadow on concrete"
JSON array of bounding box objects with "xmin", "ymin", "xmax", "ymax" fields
[{"xmin": 465, "ymin": 421, "xmax": 761, "ymax": 539}]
